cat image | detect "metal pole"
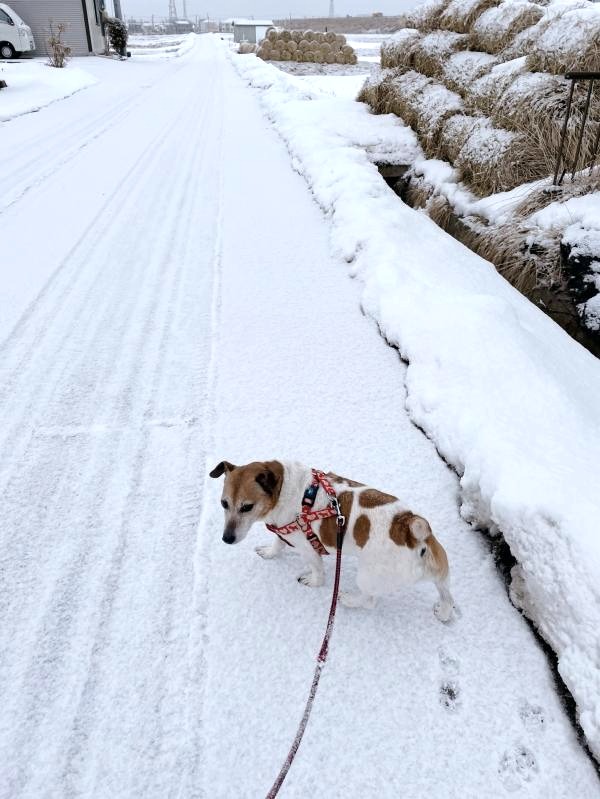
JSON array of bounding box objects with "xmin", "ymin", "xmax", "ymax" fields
[
  {"xmin": 553, "ymin": 78, "xmax": 575, "ymax": 186},
  {"xmin": 571, "ymin": 79, "xmax": 594, "ymax": 181}
]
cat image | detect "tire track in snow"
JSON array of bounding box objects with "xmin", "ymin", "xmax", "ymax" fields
[
  {"xmin": 179, "ymin": 48, "xmax": 226, "ymax": 799},
  {"xmin": 0, "ymin": 56, "xmax": 192, "ymax": 216},
  {"xmin": 0, "ymin": 42, "xmax": 223, "ymax": 798}
]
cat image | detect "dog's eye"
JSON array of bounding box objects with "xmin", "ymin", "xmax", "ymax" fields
[
  {"xmin": 240, "ymin": 503, "xmax": 254, "ymax": 513},
  {"xmin": 221, "ymin": 499, "xmax": 229, "ymax": 510}
]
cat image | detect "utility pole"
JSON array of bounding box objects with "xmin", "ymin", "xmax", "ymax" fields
[
  {"xmin": 182, "ymin": 0, "xmax": 187, "ymax": 19},
  {"xmin": 168, "ymin": 0, "xmax": 177, "ymax": 20},
  {"xmin": 328, "ymin": 0, "xmax": 335, "ymax": 17}
]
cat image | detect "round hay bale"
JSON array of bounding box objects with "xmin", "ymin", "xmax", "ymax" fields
[
  {"xmin": 295, "ymin": 51, "xmax": 304, "ymax": 63},
  {"xmin": 269, "ymin": 49, "xmax": 281, "ymax": 61},
  {"xmin": 267, "ymin": 29, "xmax": 277, "ymax": 42},
  {"xmin": 321, "ymin": 41, "xmax": 332, "ymax": 54},
  {"xmin": 304, "ymin": 51, "xmax": 315, "ymax": 62},
  {"xmin": 256, "ymin": 47, "xmax": 267, "ymax": 60},
  {"xmin": 288, "ymin": 39, "xmax": 298, "ymax": 52},
  {"xmin": 316, "ymin": 32, "xmax": 325, "ymax": 43},
  {"xmin": 325, "ymin": 52, "xmax": 335, "ymax": 64},
  {"xmin": 281, "ymin": 29, "xmax": 291, "ymax": 42},
  {"xmin": 305, "ymin": 30, "xmax": 315, "ymax": 41},
  {"xmin": 345, "ymin": 53, "xmax": 357, "ymax": 65},
  {"xmin": 341, "ymin": 44, "xmax": 353, "ymax": 56},
  {"xmin": 335, "ymin": 34, "xmax": 346, "ymax": 45},
  {"xmin": 325, "ymin": 31, "xmax": 336, "ymax": 43},
  {"xmin": 335, "ymin": 51, "xmax": 345, "ymax": 64},
  {"xmin": 291, "ymin": 30, "xmax": 302, "ymax": 42},
  {"xmin": 280, "ymin": 50, "xmax": 290, "ymax": 61},
  {"xmin": 299, "ymin": 39, "xmax": 310, "ymax": 51},
  {"xmin": 309, "ymin": 40, "xmax": 320, "ymax": 52}
]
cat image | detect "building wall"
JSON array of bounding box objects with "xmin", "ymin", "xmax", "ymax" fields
[
  {"xmin": 8, "ymin": 0, "xmax": 104, "ymax": 55},
  {"xmin": 233, "ymin": 24, "xmax": 271, "ymax": 44}
]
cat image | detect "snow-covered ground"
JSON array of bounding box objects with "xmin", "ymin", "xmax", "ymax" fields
[
  {"xmin": 232, "ymin": 51, "xmax": 600, "ymax": 765},
  {"xmin": 0, "ymin": 34, "xmax": 599, "ymax": 798},
  {"xmin": 0, "ymin": 60, "xmax": 97, "ymax": 122}
]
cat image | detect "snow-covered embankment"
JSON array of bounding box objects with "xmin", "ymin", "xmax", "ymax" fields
[{"xmin": 231, "ymin": 51, "xmax": 600, "ymax": 761}]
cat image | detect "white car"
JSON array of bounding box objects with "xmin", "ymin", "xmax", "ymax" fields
[{"xmin": 0, "ymin": 2, "xmax": 35, "ymax": 59}]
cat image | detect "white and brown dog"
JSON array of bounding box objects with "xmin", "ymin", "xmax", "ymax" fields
[{"xmin": 210, "ymin": 459, "xmax": 454, "ymax": 621}]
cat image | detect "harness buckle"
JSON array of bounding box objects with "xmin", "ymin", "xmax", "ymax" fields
[{"xmin": 329, "ymin": 497, "xmax": 345, "ymax": 528}]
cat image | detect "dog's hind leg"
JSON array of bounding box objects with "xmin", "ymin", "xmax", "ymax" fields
[{"xmin": 255, "ymin": 535, "xmax": 286, "ymax": 560}]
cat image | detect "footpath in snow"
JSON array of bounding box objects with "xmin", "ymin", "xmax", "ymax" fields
[
  {"xmin": 233, "ymin": 48, "xmax": 600, "ymax": 767},
  {"xmin": 0, "ymin": 34, "xmax": 598, "ymax": 797}
]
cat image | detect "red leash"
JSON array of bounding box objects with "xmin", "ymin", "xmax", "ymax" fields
[{"xmin": 266, "ymin": 521, "xmax": 345, "ymax": 799}]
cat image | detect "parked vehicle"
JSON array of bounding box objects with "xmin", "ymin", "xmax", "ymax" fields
[{"xmin": 0, "ymin": 2, "xmax": 35, "ymax": 59}]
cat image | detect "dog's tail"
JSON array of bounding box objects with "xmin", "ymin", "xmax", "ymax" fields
[{"xmin": 412, "ymin": 515, "xmax": 449, "ymax": 579}]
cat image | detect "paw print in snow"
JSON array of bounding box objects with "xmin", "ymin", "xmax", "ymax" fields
[
  {"xmin": 498, "ymin": 745, "xmax": 538, "ymax": 792},
  {"xmin": 519, "ymin": 701, "xmax": 546, "ymax": 732}
]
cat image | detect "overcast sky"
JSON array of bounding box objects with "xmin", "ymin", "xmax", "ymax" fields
[{"xmin": 120, "ymin": 0, "xmax": 420, "ymax": 22}]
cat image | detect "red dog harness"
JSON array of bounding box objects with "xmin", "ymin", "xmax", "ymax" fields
[{"xmin": 266, "ymin": 469, "xmax": 345, "ymax": 556}]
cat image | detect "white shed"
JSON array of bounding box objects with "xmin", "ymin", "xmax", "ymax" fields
[{"xmin": 232, "ymin": 18, "xmax": 273, "ymax": 44}]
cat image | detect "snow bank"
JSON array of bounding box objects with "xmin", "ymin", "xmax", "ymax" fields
[
  {"xmin": 128, "ymin": 33, "xmax": 196, "ymax": 59},
  {"xmin": 232, "ymin": 51, "xmax": 600, "ymax": 761},
  {"xmin": 0, "ymin": 61, "xmax": 97, "ymax": 122}
]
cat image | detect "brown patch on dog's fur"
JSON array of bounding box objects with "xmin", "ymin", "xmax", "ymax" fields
[
  {"xmin": 326, "ymin": 472, "xmax": 364, "ymax": 488},
  {"xmin": 353, "ymin": 514, "xmax": 370, "ymax": 548},
  {"xmin": 222, "ymin": 460, "xmax": 284, "ymax": 513},
  {"xmin": 389, "ymin": 511, "xmax": 419, "ymax": 549},
  {"xmin": 359, "ymin": 488, "xmax": 397, "ymax": 508},
  {"xmin": 319, "ymin": 490, "xmax": 354, "ymax": 548}
]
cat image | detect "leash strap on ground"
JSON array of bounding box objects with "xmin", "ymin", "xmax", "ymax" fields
[{"xmin": 265, "ymin": 524, "xmax": 345, "ymax": 799}]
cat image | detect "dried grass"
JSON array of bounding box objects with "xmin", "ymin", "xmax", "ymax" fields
[
  {"xmin": 411, "ymin": 31, "xmax": 469, "ymax": 78},
  {"xmin": 405, "ymin": 0, "xmax": 453, "ymax": 33},
  {"xmin": 464, "ymin": 57, "xmax": 526, "ymax": 115},
  {"xmin": 442, "ymin": 50, "xmax": 498, "ymax": 94},
  {"xmin": 439, "ymin": 0, "xmax": 501, "ymax": 35},
  {"xmin": 453, "ymin": 119, "xmax": 536, "ymax": 195},
  {"xmin": 525, "ymin": 7, "xmax": 600, "ymax": 73},
  {"xmin": 380, "ymin": 29, "xmax": 421, "ymax": 69},
  {"xmin": 470, "ymin": 1, "xmax": 543, "ymax": 54}
]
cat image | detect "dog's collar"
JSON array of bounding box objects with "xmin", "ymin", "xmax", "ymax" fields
[{"xmin": 266, "ymin": 469, "xmax": 345, "ymax": 555}]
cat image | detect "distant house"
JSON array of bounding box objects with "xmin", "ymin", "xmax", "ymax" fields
[
  {"xmin": 232, "ymin": 18, "xmax": 273, "ymax": 44},
  {"xmin": 8, "ymin": 0, "xmax": 105, "ymax": 55}
]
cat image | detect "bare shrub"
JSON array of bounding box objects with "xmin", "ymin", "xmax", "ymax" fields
[{"xmin": 46, "ymin": 21, "xmax": 71, "ymax": 68}]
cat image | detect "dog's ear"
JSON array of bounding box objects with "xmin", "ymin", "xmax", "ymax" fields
[
  {"xmin": 255, "ymin": 466, "xmax": 279, "ymax": 496},
  {"xmin": 209, "ymin": 461, "xmax": 236, "ymax": 479}
]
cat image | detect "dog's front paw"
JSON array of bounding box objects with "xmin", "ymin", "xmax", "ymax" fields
[
  {"xmin": 297, "ymin": 571, "xmax": 324, "ymax": 588},
  {"xmin": 255, "ymin": 545, "xmax": 279, "ymax": 560},
  {"xmin": 434, "ymin": 600, "xmax": 454, "ymax": 623}
]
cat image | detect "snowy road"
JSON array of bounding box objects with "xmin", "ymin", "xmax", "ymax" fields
[{"xmin": 1, "ymin": 37, "xmax": 598, "ymax": 798}]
